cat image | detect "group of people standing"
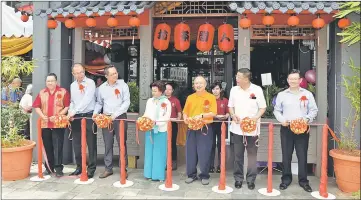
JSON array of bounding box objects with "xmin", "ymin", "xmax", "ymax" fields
[{"xmin": 17, "ymin": 63, "xmax": 318, "ymax": 193}]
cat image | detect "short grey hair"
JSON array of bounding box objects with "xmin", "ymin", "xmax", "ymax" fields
[
  {"xmin": 12, "ymin": 77, "xmax": 22, "ymax": 83},
  {"xmin": 72, "ymin": 63, "xmax": 85, "ymax": 71}
]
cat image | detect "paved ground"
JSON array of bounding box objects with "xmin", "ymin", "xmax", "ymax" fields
[{"xmin": 1, "ymin": 163, "xmax": 353, "ymax": 199}]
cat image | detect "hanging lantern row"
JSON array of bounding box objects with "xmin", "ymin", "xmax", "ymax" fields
[
  {"xmin": 153, "ymin": 22, "xmax": 234, "ymax": 53},
  {"xmin": 46, "ymin": 15, "xmax": 141, "ymax": 30}
]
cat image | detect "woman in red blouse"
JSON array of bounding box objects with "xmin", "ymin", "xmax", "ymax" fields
[
  {"xmin": 32, "ymin": 73, "xmax": 70, "ymax": 177},
  {"xmin": 210, "ymin": 82, "xmax": 229, "ymax": 173}
]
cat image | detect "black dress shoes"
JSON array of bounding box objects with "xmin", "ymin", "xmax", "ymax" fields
[
  {"xmin": 279, "ymin": 183, "xmax": 288, "ymax": 190},
  {"xmin": 247, "ymin": 182, "xmax": 255, "ymax": 190},
  {"xmin": 209, "ymin": 167, "xmax": 215, "ymax": 173},
  {"xmin": 300, "ymin": 184, "xmax": 313, "ymax": 192},
  {"xmin": 69, "ymin": 169, "xmax": 82, "ymax": 176},
  {"xmin": 216, "ymin": 167, "xmax": 221, "ymax": 173},
  {"xmin": 235, "ymin": 181, "xmax": 242, "ymax": 189}
]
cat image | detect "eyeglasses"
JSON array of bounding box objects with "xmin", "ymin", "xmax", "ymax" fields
[{"xmin": 72, "ymin": 71, "xmax": 85, "ymax": 76}]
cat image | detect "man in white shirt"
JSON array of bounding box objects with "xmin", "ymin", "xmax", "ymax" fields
[{"xmin": 228, "ymin": 68, "xmax": 266, "ymax": 190}]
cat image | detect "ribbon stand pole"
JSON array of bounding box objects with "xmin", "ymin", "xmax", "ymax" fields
[
  {"xmin": 159, "ymin": 121, "xmax": 180, "ymax": 191},
  {"xmin": 74, "ymin": 118, "xmax": 94, "ymax": 184},
  {"xmin": 30, "ymin": 118, "xmax": 51, "ymax": 181},
  {"xmin": 258, "ymin": 123, "xmax": 280, "ymax": 196},
  {"xmin": 311, "ymin": 124, "xmax": 336, "ymax": 199},
  {"xmin": 113, "ymin": 120, "xmax": 134, "ymax": 188},
  {"xmin": 212, "ymin": 122, "xmax": 233, "ymax": 193}
]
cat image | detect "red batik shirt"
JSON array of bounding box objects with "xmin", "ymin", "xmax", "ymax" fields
[
  {"xmin": 216, "ymin": 97, "xmax": 229, "ymax": 115},
  {"xmin": 32, "ymin": 86, "xmax": 70, "ymax": 128},
  {"xmin": 168, "ymin": 96, "xmax": 182, "ymax": 118}
]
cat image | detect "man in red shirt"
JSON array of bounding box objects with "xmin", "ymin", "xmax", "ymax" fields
[
  {"xmin": 164, "ymin": 82, "xmax": 182, "ymax": 170},
  {"xmin": 210, "ymin": 82, "xmax": 229, "ymax": 173},
  {"xmin": 33, "ymin": 73, "xmax": 70, "ymax": 177}
]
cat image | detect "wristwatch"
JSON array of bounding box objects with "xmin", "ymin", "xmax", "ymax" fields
[{"xmin": 201, "ymin": 114, "xmax": 204, "ymax": 118}]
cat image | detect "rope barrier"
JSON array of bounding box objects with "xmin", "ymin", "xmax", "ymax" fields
[{"xmin": 31, "ymin": 115, "xmax": 339, "ymax": 198}]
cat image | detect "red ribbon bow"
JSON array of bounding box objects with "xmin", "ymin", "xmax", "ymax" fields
[{"xmin": 250, "ymin": 93, "xmax": 255, "ymax": 99}]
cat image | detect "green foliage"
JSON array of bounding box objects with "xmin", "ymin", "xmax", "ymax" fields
[
  {"xmin": 1, "ymin": 56, "xmax": 36, "ymax": 84},
  {"xmin": 1, "ymin": 127, "xmax": 27, "ymax": 148},
  {"xmin": 1, "ymin": 103, "xmax": 29, "ymax": 148},
  {"xmin": 334, "ymin": 2, "xmax": 361, "ymax": 46},
  {"xmin": 334, "ymin": 2, "xmax": 361, "ymax": 151},
  {"xmin": 127, "ymin": 81, "xmax": 139, "ymax": 113},
  {"xmin": 262, "ymin": 84, "xmax": 283, "ymax": 118}
]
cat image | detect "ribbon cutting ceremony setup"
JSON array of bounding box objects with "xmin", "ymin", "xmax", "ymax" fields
[{"xmin": 1, "ymin": 1, "xmax": 360, "ymax": 200}]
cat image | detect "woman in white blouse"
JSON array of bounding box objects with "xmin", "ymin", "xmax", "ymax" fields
[
  {"xmin": 19, "ymin": 84, "xmax": 33, "ymax": 139},
  {"xmin": 143, "ymin": 81, "xmax": 171, "ymax": 181}
]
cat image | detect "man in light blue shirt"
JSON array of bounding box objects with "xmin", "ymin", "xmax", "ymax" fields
[
  {"xmin": 273, "ymin": 69, "xmax": 318, "ymax": 193},
  {"xmin": 93, "ymin": 66, "xmax": 130, "ymax": 179},
  {"xmin": 67, "ymin": 64, "xmax": 97, "ymax": 178}
]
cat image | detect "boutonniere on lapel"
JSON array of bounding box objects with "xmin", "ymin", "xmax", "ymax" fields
[
  {"xmin": 161, "ymin": 102, "xmax": 167, "ymax": 116},
  {"xmin": 300, "ymin": 95, "xmax": 308, "ymax": 108},
  {"xmin": 79, "ymin": 84, "xmax": 85, "ymax": 93},
  {"xmin": 204, "ymin": 100, "xmax": 210, "ymax": 112},
  {"xmin": 249, "ymin": 93, "xmax": 256, "ymax": 99},
  {"xmin": 114, "ymin": 89, "xmax": 120, "ymax": 98}
]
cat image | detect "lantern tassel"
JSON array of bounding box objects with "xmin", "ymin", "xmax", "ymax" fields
[
  {"xmin": 244, "ymin": 37, "xmax": 246, "ymax": 47},
  {"xmin": 292, "ymin": 34, "xmax": 294, "ymax": 45},
  {"xmin": 267, "ymin": 32, "xmax": 270, "ymax": 43},
  {"xmin": 132, "ymin": 28, "xmax": 135, "ymax": 45},
  {"xmin": 110, "ymin": 29, "xmax": 113, "ymax": 46}
]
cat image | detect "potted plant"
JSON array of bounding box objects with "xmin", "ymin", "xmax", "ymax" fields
[
  {"xmin": 262, "ymin": 84, "xmax": 283, "ymax": 119},
  {"xmin": 1, "ymin": 56, "xmax": 36, "ymax": 85},
  {"xmin": 330, "ymin": 2, "xmax": 361, "ymax": 193},
  {"xmin": 1, "ymin": 103, "xmax": 36, "ymax": 181}
]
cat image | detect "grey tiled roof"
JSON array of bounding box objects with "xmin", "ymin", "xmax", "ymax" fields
[
  {"xmin": 228, "ymin": 1, "xmax": 339, "ymax": 14},
  {"xmin": 34, "ymin": 1, "xmax": 155, "ymax": 18}
]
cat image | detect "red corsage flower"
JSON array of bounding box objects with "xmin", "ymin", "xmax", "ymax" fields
[
  {"xmin": 79, "ymin": 84, "xmax": 85, "ymax": 93},
  {"xmin": 115, "ymin": 89, "xmax": 120, "ymax": 98},
  {"xmin": 250, "ymin": 93, "xmax": 256, "ymax": 99},
  {"xmin": 300, "ymin": 95, "xmax": 308, "ymax": 108},
  {"xmin": 56, "ymin": 93, "xmax": 62, "ymax": 99}
]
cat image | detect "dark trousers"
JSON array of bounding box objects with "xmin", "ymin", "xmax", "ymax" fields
[
  {"xmin": 171, "ymin": 122, "xmax": 178, "ymax": 161},
  {"xmin": 42, "ymin": 128, "xmax": 65, "ymax": 172},
  {"xmin": 186, "ymin": 126, "xmax": 213, "ymax": 180},
  {"xmin": 233, "ymin": 133, "xmax": 258, "ymax": 183},
  {"xmin": 210, "ymin": 122, "xmax": 221, "ymax": 169},
  {"xmin": 22, "ymin": 119, "xmax": 30, "ymax": 140},
  {"xmin": 102, "ymin": 113, "xmax": 128, "ymax": 172},
  {"xmin": 280, "ymin": 126, "xmax": 310, "ymax": 186},
  {"xmin": 71, "ymin": 113, "xmax": 97, "ymax": 174}
]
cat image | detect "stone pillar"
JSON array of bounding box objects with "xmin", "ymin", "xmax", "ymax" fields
[
  {"xmin": 315, "ymin": 27, "xmax": 328, "ymax": 177},
  {"xmin": 48, "ymin": 23, "xmax": 73, "ymax": 164},
  {"xmin": 237, "ymin": 16, "xmax": 251, "ymax": 70},
  {"xmin": 137, "ymin": 10, "xmax": 153, "ymax": 168},
  {"xmin": 73, "ymin": 28, "xmax": 84, "ymax": 64},
  {"xmin": 31, "ymin": 2, "xmax": 49, "ymax": 161}
]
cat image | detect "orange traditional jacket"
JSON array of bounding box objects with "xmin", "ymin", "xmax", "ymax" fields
[{"xmin": 32, "ymin": 86, "xmax": 70, "ymax": 128}]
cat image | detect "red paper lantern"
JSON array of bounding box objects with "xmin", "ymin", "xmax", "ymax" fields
[
  {"xmin": 174, "ymin": 22, "xmax": 191, "ymax": 52},
  {"xmin": 196, "ymin": 23, "xmax": 215, "ymax": 52},
  {"xmin": 65, "ymin": 18, "xmax": 76, "ymax": 29},
  {"xmin": 85, "ymin": 17, "xmax": 96, "ymax": 28},
  {"xmin": 218, "ymin": 24, "xmax": 234, "ymax": 53},
  {"xmin": 129, "ymin": 16, "xmax": 141, "ymax": 27},
  {"xmin": 312, "ymin": 15, "xmax": 325, "ymax": 30},
  {"xmin": 262, "ymin": 15, "xmax": 275, "ymax": 27},
  {"xmin": 239, "ymin": 17, "xmax": 251, "ymax": 29},
  {"xmin": 107, "ymin": 16, "xmax": 118, "ymax": 28},
  {"xmin": 47, "ymin": 19, "xmax": 58, "ymax": 29},
  {"xmin": 338, "ymin": 18, "xmax": 351, "ymax": 29},
  {"xmin": 21, "ymin": 13, "xmax": 29, "ymax": 22},
  {"xmin": 287, "ymin": 15, "xmax": 300, "ymax": 27},
  {"xmin": 153, "ymin": 23, "xmax": 171, "ymax": 51}
]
